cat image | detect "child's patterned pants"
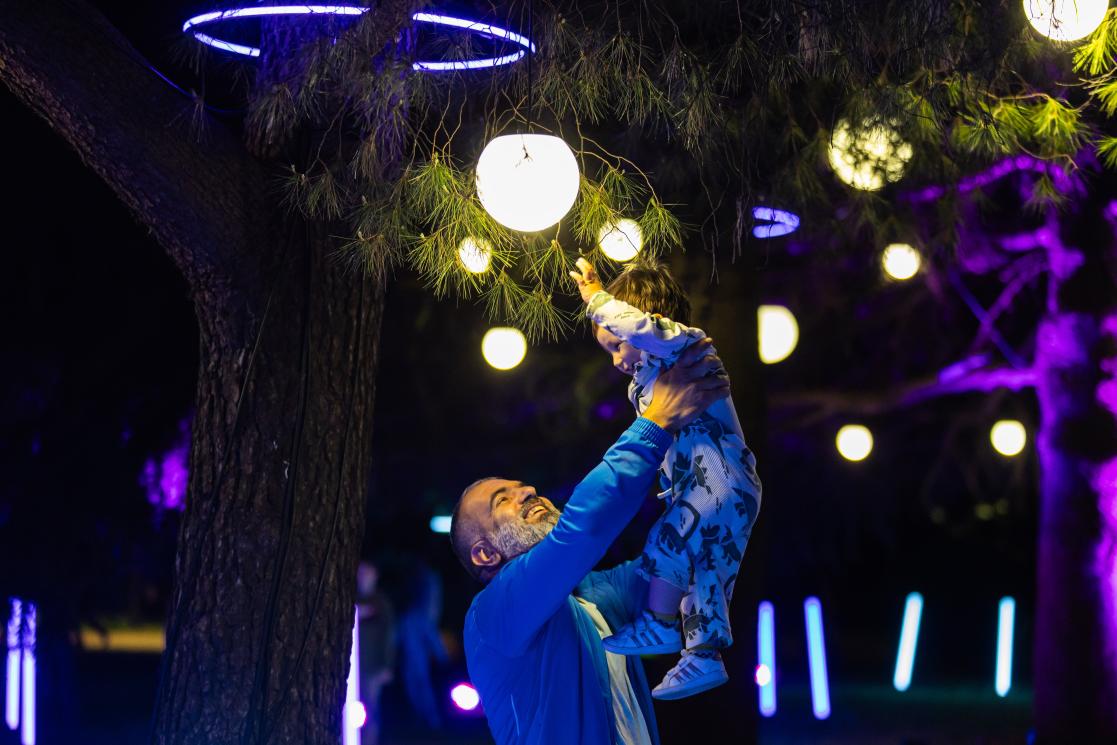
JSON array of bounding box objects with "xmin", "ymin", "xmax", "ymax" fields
[{"xmin": 636, "ymin": 418, "xmax": 762, "ymax": 650}]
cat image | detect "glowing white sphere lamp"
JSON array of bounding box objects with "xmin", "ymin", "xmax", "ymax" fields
[
  {"xmin": 1023, "ymin": 0, "xmax": 1108, "ymax": 42},
  {"xmin": 758, "ymin": 305, "xmax": 799, "ymax": 364},
  {"xmin": 458, "ymin": 237, "xmax": 493, "ymax": 273},
  {"xmin": 598, "ymin": 218, "xmax": 644, "ymax": 262},
  {"xmin": 991, "ymin": 420, "xmax": 1027, "ymax": 456},
  {"xmin": 882, "ymin": 243, "xmax": 922, "ymax": 280},
  {"xmin": 836, "ymin": 424, "xmax": 874, "ymax": 462},
  {"xmin": 482, "ymin": 327, "xmax": 527, "ymax": 370},
  {"xmin": 475, "ymin": 134, "xmax": 580, "ymax": 232},
  {"xmin": 828, "ymin": 118, "xmax": 913, "ymax": 191},
  {"xmin": 450, "ymin": 683, "xmax": 481, "ymax": 711}
]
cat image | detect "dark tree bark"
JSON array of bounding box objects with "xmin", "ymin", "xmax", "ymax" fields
[{"xmin": 0, "ymin": 1, "xmax": 386, "ymax": 743}]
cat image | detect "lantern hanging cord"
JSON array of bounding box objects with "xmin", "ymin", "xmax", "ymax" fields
[{"xmin": 527, "ymin": 0, "xmax": 534, "ymax": 131}]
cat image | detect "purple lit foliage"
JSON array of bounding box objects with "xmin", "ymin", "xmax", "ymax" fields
[{"xmin": 140, "ymin": 418, "xmax": 190, "ymax": 514}]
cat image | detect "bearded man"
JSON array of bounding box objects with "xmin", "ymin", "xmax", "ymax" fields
[{"xmin": 449, "ymin": 339, "xmax": 729, "ymax": 745}]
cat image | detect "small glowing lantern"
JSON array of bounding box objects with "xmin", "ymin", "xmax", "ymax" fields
[
  {"xmin": 882, "ymin": 243, "xmax": 922, "ymax": 280},
  {"xmin": 598, "ymin": 218, "xmax": 643, "ymax": 262},
  {"xmin": 991, "ymin": 420, "xmax": 1027, "ymax": 456},
  {"xmin": 758, "ymin": 305, "xmax": 799, "ymax": 364},
  {"xmin": 828, "ymin": 118, "xmax": 913, "ymax": 191},
  {"xmin": 482, "ymin": 327, "xmax": 527, "ymax": 370},
  {"xmin": 458, "ymin": 237, "xmax": 493, "ymax": 273},
  {"xmin": 1023, "ymin": 0, "xmax": 1108, "ymax": 42},
  {"xmin": 475, "ymin": 134, "xmax": 580, "ymax": 232},
  {"xmin": 836, "ymin": 424, "xmax": 874, "ymax": 461},
  {"xmin": 755, "ymin": 664, "xmax": 772, "ymax": 687},
  {"xmin": 450, "ymin": 683, "xmax": 481, "ymax": 711}
]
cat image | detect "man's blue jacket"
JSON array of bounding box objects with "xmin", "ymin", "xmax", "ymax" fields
[{"xmin": 463, "ymin": 418, "xmax": 672, "ymax": 744}]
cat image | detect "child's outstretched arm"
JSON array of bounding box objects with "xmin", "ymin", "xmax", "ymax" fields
[{"xmin": 570, "ymin": 257, "xmax": 705, "ymax": 362}]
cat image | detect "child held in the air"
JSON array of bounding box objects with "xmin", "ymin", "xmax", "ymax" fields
[{"xmin": 570, "ymin": 257, "xmax": 762, "ymax": 700}]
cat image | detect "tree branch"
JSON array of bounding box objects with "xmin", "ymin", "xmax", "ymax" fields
[
  {"xmin": 771, "ymin": 355, "xmax": 1036, "ymax": 428},
  {"xmin": 0, "ymin": 0, "xmax": 271, "ymax": 309}
]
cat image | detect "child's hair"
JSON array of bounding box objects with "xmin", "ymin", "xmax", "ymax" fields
[{"xmin": 604, "ymin": 260, "xmax": 691, "ymax": 325}]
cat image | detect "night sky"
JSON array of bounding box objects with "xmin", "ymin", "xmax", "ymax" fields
[{"xmin": 0, "ymin": 1, "xmax": 1065, "ymax": 741}]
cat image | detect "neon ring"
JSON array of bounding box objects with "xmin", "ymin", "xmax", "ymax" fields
[
  {"xmin": 182, "ymin": 6, "xmax": 535, "ymax": 71},
  {"xmin": 751, "ymin": 206, "xmax": 800, "ymax": 239}
]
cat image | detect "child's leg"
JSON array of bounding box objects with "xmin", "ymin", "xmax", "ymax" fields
[{"xmin": 647, "ymin": 577, "xmax": 685, "ymax": 616}]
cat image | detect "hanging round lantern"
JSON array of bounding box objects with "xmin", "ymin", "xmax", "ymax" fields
[
  {"xmin": 836, "ymin": 424, "xmax": 874, "ymax": 462},
  {"xmin": 758, "ymin": 305, "xmax": 799, "ymax": 364},
  {"xmin": 991, "ymin": 420, "xmax": 1027, "ymax": 457},
  {"xmin": 482, "ymin": 327, "xmax": 527, "ymax": 370},
  {"xmin": 458, "ymin": 237, "xmax": 493, "ymax": 273},
  {"xmin": 475, "ymin": 134, "xmax": 580, "ymax": 232},
  {"xmin": 828, "ymin": 118, "xmax": 913, "ymax": 191},
  {"xmin": 1023, "ymin": 0, "xmax": 1108, "ymax": 42},
  {"xmin": 598, "ymin": 218, "xmax": 643, "ymax": 262},
  {"xmin": 882, "ymin": 243, "xmax": 922, "ymax": 281}
]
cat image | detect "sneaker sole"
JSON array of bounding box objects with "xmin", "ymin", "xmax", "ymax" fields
[
  {"xmin": 602, "ymin": 639, "xmax": 683, "ymax": 656},
  {"xmin": 651, "ymin": 670, "xmax": 729, "ymax": 701}
]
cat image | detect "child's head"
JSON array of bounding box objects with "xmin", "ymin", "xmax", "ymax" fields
[{"xmin": 593, "ymin": 261, "xmax": 691, "ymax": 376}]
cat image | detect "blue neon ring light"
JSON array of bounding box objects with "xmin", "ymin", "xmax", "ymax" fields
[{"xmin": 182, "ymin": 6, "xmax": 535, "ymax": 71}]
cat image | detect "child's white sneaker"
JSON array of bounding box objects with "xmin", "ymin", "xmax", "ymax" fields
[
  {"xmin": 651, "ymin": 650, "xmax": 729, "ymax": 700},
  {"xmin": 602, "ymin": 610, "xmax": 684, "ymax": 655}
]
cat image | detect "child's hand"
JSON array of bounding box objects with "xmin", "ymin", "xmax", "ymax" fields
[{"xmin": 569, "ymin": 257, "xmax": 605, "ymax": 304}]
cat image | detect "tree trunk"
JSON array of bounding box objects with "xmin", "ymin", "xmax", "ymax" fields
[
  {"xmin": 152, "ymin": 221, "xmax": 386, "ymax": 745},
  {"xmin": 1032, "ymin": 216, "xmax": 1117, "ymax": 743},
  {"xmin": 0, "ymin": 3, "xmax": 390, "ymax": 742}
]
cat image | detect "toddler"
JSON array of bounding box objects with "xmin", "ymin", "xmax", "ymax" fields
[{"xmin": 570, "ymin": 257, "xmax": 762, "ymax": 700}]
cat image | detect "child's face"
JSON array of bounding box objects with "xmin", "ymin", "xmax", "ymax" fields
[{"xmin": 593, "ymin": 324, "xmax": 642, "ymax": 376}]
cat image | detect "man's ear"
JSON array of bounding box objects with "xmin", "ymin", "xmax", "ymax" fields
[{"xmin": 470, "ymin": 539, "xmax": 502, "ymax": 571}]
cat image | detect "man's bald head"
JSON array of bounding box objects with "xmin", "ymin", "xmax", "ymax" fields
[
  {"xmin": 450, "ymin": 477, "xmax": 500, "ymax": 582},
  {"xmin": 450, "ymin": 476, "xmax": 561, "ymax": 583}
]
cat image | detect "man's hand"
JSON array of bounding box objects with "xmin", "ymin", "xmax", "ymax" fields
[
  {"xmin": 569, "ymin": 257, "xmax": 605, "ymax": 304},
  {"xmin": 642, "ymin": 338, "xmax": 730, "ymax": 433}
]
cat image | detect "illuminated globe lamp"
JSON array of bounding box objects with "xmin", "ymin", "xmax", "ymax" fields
[
  {"xmin": 450, "ymin": 682, "xmax": 481, "ymax": 712},
  {"xmin": 482, "ymin": 327, "xmax": 527, "ymax": 370},
  {"xmin": 755, "ymin": 664, "xmax": 773, "ymax": 687},
  {"xmin": 758, "ymin": 305, "xmax": 799, "ymax": 364},
  {"xmin": 598, "ymin": 218, "xmax": 643, "ymax": 262},
  {"xmin": 828, "ymin": 118, "xmax": 913, "ymax": 191},
  {"xmin": 458, "ymin": 237, "xmax": 493, "ymax": 273},
  {"xmin": 475, "ymin": 134, "xmax": 580, "ymax": 232},
  {"xmin": 991, "ymin": 419, "xmax": 1027, "ymax": 457},
  {"xmin": 1023, "ymin": 0, "xmax": 1108, "ymax": 42},
  {"xmin": 345, "ymin": 700, "xmax": 367, "ymax": 730},
  {"xmin": 836, "ymin": 424, "xmax": 874, "ymax": 462},
  {"xmin": 882, "ymin": 243, "xmax": 922, "ymax": 281}
]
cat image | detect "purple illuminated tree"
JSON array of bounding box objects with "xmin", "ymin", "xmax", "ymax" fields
[
  {"xmin": 2, "ymin": 0, "xmax": 1117, "ymax": 743},
  {"xmin": 773, "ymin": 154, "xmax": 1117, "ymax": 741}
]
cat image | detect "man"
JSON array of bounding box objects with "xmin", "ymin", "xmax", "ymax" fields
[
  {"xmin": 450, "ymin": 339, "xmax": 730, "ymax": 744},
  {"xmin": 356, "ymin": 560, "xmax": 395, "ymax": 745}
]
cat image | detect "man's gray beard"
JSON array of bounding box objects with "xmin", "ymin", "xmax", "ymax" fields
[{"xmin": 491, "ymin": 509, "xmax": 560, "ymax": 559}]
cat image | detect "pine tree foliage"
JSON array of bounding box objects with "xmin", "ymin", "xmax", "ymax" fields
[{"xmin": 183, "ymin": 0, "xmax": 1117, "ymax": 339}]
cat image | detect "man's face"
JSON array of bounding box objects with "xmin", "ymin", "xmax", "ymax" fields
[{"xmin": 461, "ymin": 479, "xmax": 561, "ymax": 573}]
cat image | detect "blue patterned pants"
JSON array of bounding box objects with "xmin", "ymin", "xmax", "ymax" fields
[{"xmin": 636, "ymin": 418, "xmax": 761, "ymax": 650}]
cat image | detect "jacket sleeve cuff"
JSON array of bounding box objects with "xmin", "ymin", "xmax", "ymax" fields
[{"xmin": 631, "ymin": 417, "xmax": 673, "ymax": 452}]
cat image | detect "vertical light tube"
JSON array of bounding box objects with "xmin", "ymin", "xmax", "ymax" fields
[
  {"xmin": 892, "ymin": 592, "xmax": 924, "ymax": 692},
  {"xmin": 803, "ymin": 597, "xmax": 831, "ymax": 720},
  {"xmin": 757, "ymin": 601, "xmax": 777, "ymax": 716},
  {"xmin": 995, "ymin": 597, "xmax": 1015, "ymax": 698},
  {"xmin": 20, "ymin": 603, "xmax": 34, "ymax": 745},
  {"xmin": 342, "ymin": 606, "xmax": 360, "ymax": 745},
  {"xmin": 5, "ymin": 598, "xmax": 20, "ymax": 731}
]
